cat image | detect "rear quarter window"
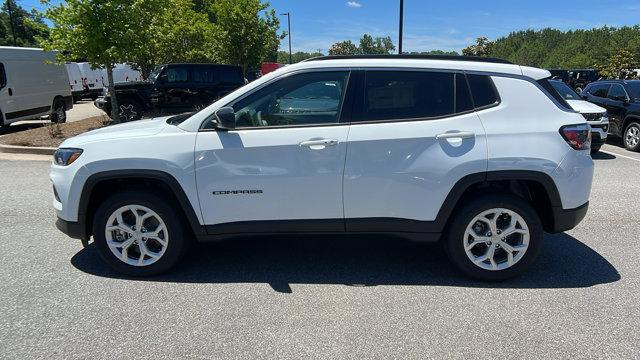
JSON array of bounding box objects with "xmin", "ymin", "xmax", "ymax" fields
[{"xmin": 466, "ymin": 74, "xmax": 499, "ymax": 109}]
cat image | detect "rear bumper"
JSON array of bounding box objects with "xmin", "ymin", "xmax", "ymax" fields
[
  {"xmin": 56, "ymin": 217, "xmax": 88, "ymax": 241},
  {"xmin": 550, "ymin": 201, "xmax": 589, "ymax": 233}
]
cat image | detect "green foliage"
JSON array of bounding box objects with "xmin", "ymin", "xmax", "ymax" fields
[
  {"xmin": 488, "ymin": 26, "xmax": 640, "ymax": 69},
  {"xmin": 276, "ymin": 50, "xmax": 323, "ymax": 64},
  {"xmin": 328, "ymin": 34, "xmax": 395, "ymax": 55},
  {"xmin": 0, "ymin": 0, "xmax": 49, "ymax": 47},
  {"xmin": 328, "ymin": 40, "xmax": 359, "ymax": 55},
  {"xmin": 595, "ymin": 48, "xmax": 638, "ymax": 79},
  {"xmin": 462, "ymin": 37, "xmax": 494, "ymax": 57},
  {"xmin": 210, "ymin": 0, "xmax": 284, "ymax": 73}
]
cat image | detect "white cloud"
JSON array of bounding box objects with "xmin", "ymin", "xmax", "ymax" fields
[{"xmin": 346, "ymin": 1, "xmax": 362, "ymax": 8}]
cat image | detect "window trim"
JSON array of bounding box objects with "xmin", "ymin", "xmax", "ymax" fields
[
  {"xmin": 199, "ymin": 68, "xmax": 353, "ymax": 131},
  {"xmin": 0, "ymin": 63, "xmax": 6, "ymax": 90}
]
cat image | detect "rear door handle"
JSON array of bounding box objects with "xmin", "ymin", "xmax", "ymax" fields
[
  {"xmin": 299, "ymin": 138, "xmax": 339, "ymax": 149},
  {"xmin": 436, "ymin": 131, "xmax": 475, "ymax": 140}
]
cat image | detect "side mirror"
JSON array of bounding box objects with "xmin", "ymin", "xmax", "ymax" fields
[{"xmin": 214, "ymin": 107, "xmax": 236, "ymax": 130}]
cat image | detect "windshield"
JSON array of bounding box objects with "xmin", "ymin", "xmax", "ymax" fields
[
  {"xmin": 626, "ymin": 82, "xmax": 640, "ymax": 101},
  {"xmin": 148, "ymin": 66, "xmax": 164, "ymax": 82},
  {"xmin": 550, "ymin": 80, "xmax": 581, "ymax": 100}
]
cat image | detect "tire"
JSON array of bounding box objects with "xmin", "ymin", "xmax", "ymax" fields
[
  {"xmin": 50, "ymin": 97, "xmax": 67, "ymax": 124},
  {"xmin": 623, "ymin": 121, "xmax": 640, "ymax": 152},
  {"xmin": 92, "ymin": 191, "xmax": 189, "ymax": 276},
  {"xmin": 575, "ymin": 87, "xmax": 583, "ymax": 94},
  {"xmin": 116, "ymin": 99, "xmax": 143, "ymax": 122},
  {"xmin": 444, "ymin": 194, "xmax": 543, "ymax": 281}
]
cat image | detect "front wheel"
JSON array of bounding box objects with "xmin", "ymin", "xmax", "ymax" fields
[
  {"xmin": 50, "ymin": 98, "xmax": 67, "ymax": 123},
  {"xmin": 444, "ymin": 194, "xmax": 543, "ymax": 281},
  {"xmin": 92, "ymin": 191, "xmax": 189, "ymax": 276},
  {"xmin": 623, "ymin": 122, "xmax": 640, "ymax": 152},
  {"xmin": 116, "ymin": 100, "xmax": 143, "ymax": 122}
]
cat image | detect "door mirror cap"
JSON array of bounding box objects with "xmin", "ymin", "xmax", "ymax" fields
[{"xmin": 213, "ymin": 107, "xmax": 236, "ymax": 130}]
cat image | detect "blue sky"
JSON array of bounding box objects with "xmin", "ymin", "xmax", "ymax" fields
[{"xmin": 21, "ymin": 0, "xmax": 640, "ymax": 53}]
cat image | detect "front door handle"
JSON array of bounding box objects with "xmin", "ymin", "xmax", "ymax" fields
[
  {"xmin": 299, "ymin": 138, "xmax": 338, "ymax": 150},
  {"xmin": 436, "ymin": 131, "xmax": 475, "ymax": 140}
]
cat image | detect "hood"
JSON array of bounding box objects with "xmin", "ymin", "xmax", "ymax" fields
[
  {"xmin": 60, "ymin": 116, "xmax": 172, "ymax": 147},
  {"xmin": 566, "ymin": 99, "xmax": 606, "ymax": 114},
  {"xmin": 114, "ymin": 81, "xmax": 154, "ymax": 91}
]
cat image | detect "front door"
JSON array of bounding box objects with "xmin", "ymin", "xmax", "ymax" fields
[{"xmin": 195, "ymin": 70, "xmax": 353, "ymax": 233}]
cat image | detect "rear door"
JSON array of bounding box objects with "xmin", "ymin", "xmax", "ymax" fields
[
  {"xmin": 158, "ymin": 65, "xmax": 192, "ymax": 113},
  {"xmin": 194, "ymin": 70, "xmax": 354, "ymax": 233},
  {"xmin": 606, "ymin": 83, "xmax": 629, "ymax": 135},
  {"xmin": 343, "ymin": 70, "xmax": 488, "ymax": 232}
]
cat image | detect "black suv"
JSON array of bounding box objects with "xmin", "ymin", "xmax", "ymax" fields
[
  {"xmin": 582, "ymin": 80, "xmax": 640, "ymax": 151},
  {"xmin": 95, "ymin": 63, "xmax": 245, "ymax": 121},
  {"xmin": 568, "ymin": 69, "xmax": 599, "ymax": 93}
]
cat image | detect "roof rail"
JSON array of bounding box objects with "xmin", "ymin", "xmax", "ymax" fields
[{"xmin": 302, "ymin": 54, "xmax": 513, "ymax": 65}]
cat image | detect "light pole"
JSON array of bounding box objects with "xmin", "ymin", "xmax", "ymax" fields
[
  {"xmin": 281, "ymin": 12, "xmax": 292, "ymax": 64},
  {"xmin": 398, "ymin": 0, "xmax": 404, "ymax": 54}
]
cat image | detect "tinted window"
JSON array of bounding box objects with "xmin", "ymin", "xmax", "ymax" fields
[
  {"xmin": 550, "ymin": 80, "xmax": 580, "ymax": 100},
  {"xmin": 361, "ymin": 71, "xmax": 461, "ymax": 121},
  {"xmin": 165, "ymin": 66, "xmax": 188, "ymax": 83},
  {"xmin": 456, "ymin": 73, "xmax": 474, "ymax": 113},
  {"xmin": 587, "ymin": 83, "xmax": 610, "ymax": 98},
  {"xmin": 220, "ymin": 67, "xmax": 243, "ymax": 84},
  {"xmin": 608, "ymin": 84, "xmax": 627, "ymax": 100},
  {"xmin": 627, "ymin": 82, "xmax": 640, "ymax": 101},
  {"xmin": 192, "ymin": 66, "xmax": 217, "ymax": 83},
  {"xmin": 232, "ymin": 71, "xmax": 349, "ymax": 127},
  {"xmin": 467, "ymin": 74, "xmax": 499, "ymax": 108}
]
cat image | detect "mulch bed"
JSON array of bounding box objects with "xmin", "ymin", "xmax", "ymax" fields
[{"xmin": 0, "ymin": 116, "xmax": 109, "ymax": 148}]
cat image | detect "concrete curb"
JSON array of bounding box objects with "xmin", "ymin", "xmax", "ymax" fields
[{"xmin": 0, "ymin": 144, "xmax": 56, "ymax": 156}]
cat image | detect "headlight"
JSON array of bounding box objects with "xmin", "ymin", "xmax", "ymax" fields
[
  {"xmin": 601, "ymin": 112, "xmax": 609, "ymax": 122},
  {"xmin": 53, "ymin": 148, "xmax": 83, "ymax": 166}
]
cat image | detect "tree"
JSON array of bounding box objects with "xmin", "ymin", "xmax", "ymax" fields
[
  {"xmin": 328, "ymin": 40, "xmax": 358, "ymax": 55},
  {"xmin": 41, "ymin": 0, "xmax": 162, "ymax": 123},
  {"xmin": 209, "ymin": 0, "xmax": 283, "ymax": 74},
  {"xmin": 0, "ymin": 0, "xmax": 49, "ymax": 46},
  {"xmin": 358, "ymin": 34, "xmax": 395, "ymax": 54},
  {"xmin": 462, "ymin": 37, "xmax": 494, "ymax": 57},
  {"xmin": 595, "ymin": 48, "xmax": 638, "ymax": 79},
  {"xmin": 277, "ymin": 50, "xmax": 323, "ymax": 64}
]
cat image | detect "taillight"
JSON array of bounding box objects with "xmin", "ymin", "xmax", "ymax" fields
[{"xmin": 560, "ymin": 124, "xmax": 591, "ymax": 150}]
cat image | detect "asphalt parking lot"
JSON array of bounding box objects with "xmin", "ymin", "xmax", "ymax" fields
[{"xmin": 0, "ymin": 143, "xmax": 639, "ymax": 359}]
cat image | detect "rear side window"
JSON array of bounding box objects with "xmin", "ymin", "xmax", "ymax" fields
[
  {"xmin": 587, "ymin": 83, "xmax": 610, "ymax": 98},
  {"xmin": 192, "ymin": 66, "xmax": 217, "ymax": 83},
  {"xmin": 537, "ymin": 78, "xmax": 571, "ymax": 110},
  {"xmin": 359, "ymin": 71, "xmax": 471, "ymax": 122},
  {"xmin": 467, "ymin": 74, "xmax": 499, "ymax": 109},
  {"xmin": 607, "ymin": 84, "xmax": 627, "ymax": 100},
  {"xmin": 219, "ymin": 67, "xmax": 243, "ymax": 84}
]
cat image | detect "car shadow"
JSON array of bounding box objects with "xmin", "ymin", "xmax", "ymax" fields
[
  {"xmin": 71, "ymin": 233, "xmax": 620, "ymax": 291},
  {"xmin": 592, "ymin": 151, "xmax": 616, "ymax": 160}
]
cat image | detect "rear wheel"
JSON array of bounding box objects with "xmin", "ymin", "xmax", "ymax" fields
[
  {"xmin": 444, "ymin": 194, "xmax": 543, "ymax": 281},
  {"xmin": 623, "ymin": 122, "xmax": 640, "ymax": 152},
  {"xmin": 92, "ymin": 191, "xmax": 189, "ymax": 276},
  {"xmin": 50, "ymin": 98, "xmax": 67, "ymax": 123},
  {"xmin": 116, "ymin": 99, "xmax": 143, "ymax": 122}
]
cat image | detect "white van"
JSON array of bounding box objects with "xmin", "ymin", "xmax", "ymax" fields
[
  {"xmin": 100, "ymin": 63, "xmax": 142, "ymax": 87},
  {"xmin": 65, "ymin": 62, "xmax": 84, "ymax": 101},
  {"xmin": 0, "ymin": 47, "xmax": 72, "ymax": 129},
  {"xmin": 77, "ymin": 62, "xmax": 104, "ymax": 99}
]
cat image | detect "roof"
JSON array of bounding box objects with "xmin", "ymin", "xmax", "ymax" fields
[{"xmin": 304, "ymin": 54, "xmax": 513, "ymax": 64}]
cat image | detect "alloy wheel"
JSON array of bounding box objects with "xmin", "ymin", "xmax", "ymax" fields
[
  {"xmin": 104, "ymin": 205, "xmax": 168, "ymax": 267},
  {"xmin": 463, "ymin": 208, "xmax": 530, "ymax": 271},
  {"xmin": 118, "ymin": 104, "xmax": 138, "ymax": 122},
  {"xmin": 625, "ymin": 125, "xmax": 640, "ymax": 148}
]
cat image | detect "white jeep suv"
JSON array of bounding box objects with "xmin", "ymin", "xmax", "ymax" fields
[{"xmin": 51, "ymin": 55, "xmax": 594, "ymax": 280}]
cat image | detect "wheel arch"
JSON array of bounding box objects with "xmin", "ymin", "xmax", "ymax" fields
[
  {"xmin": 623, "ymin": 114, "xmax": 640, "ymax": 134},
  {"xmin": 78, "ymin": 170, "xmax": 206, "ymax": 240},
  {"xmin": 435, "ymin": 170, "xmax": 563, "ymax": 234}
]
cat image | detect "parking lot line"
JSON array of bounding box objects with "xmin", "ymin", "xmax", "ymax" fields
[{"xmin": 601, "ymin": 150, "xmax": 640, "ymax": 163}]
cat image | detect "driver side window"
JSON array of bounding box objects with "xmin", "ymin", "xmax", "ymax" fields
[{"xmin": 231, "ymin": 71, "xmax": 349, "ymax": 128}]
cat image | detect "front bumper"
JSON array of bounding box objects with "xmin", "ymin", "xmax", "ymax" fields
[
  {"xmin": 56, "ymin": 217, "xmax": 88, "ymax": 241},
  {"xmin": 94, "ymin": 97, "xmax": 111, "ymax": 114},
  {"xmin": 550, "ymin": 201, "xmax": 589, "ymax": 233}
]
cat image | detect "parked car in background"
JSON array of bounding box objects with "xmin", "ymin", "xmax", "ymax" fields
[
  {"xmin": 54, "ymin": 55, "xmax": 593, "ymax": 280},
  {"xmin": 0, "ymin": 47, "xmax": 72, "ymax": 131},
  {"xmin": 95, "ymin": 63, "xmax": 245, "ymax": 122},
  {"xmin": 582, "ymin": 80, "xmax": 640, "ymax": 151},
  {"xmin": 66, "ymin": 62, "xmax": 104, "ymax": 102},
  {"xmin": 550, "ymin": 80, "xmax": 608, "ymax": 153},
  {"xmin": 261, "ymin": 62, "xmax": 284, "ymax": 76},
  {"xmin": 547, "ymin": 69, "xmax": 569, "ymax": 82},
  {"xmin": 100, "ymin": 63, "xmax": 142, "ymax": 86},
  {"xmin": 567, "ymin": 69, "xmax": 599, "ymax": 93}
]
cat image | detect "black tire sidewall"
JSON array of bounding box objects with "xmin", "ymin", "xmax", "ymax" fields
[
  {"xmin": 623, "ymin": 122, "xmax": 640, "ymax": 152},
  {"xmin": 445, "ymin": 194, "xmax": 544, "ymax": 281},
  {"xmin": 92, "ymin": 191, "xmax": 187, "ymax": 276}
]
